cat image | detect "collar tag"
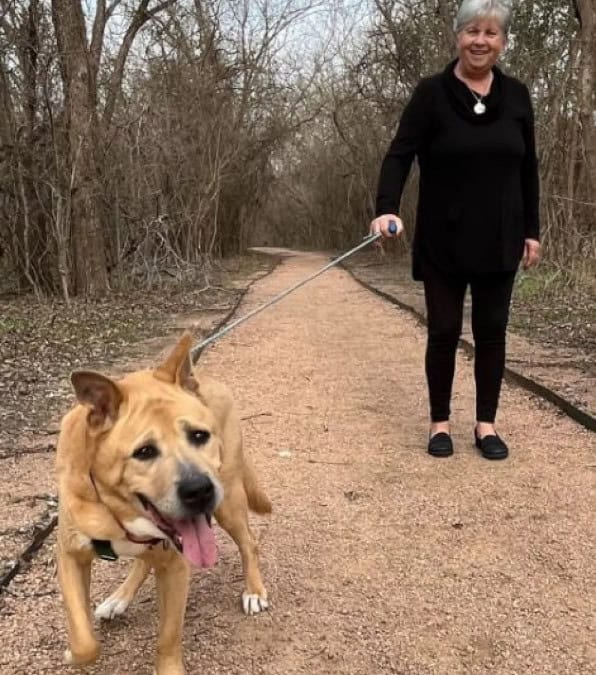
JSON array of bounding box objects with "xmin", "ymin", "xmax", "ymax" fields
[{"xmin": 92, "ymin": 539, "xmax": 119, "ymax": 561}]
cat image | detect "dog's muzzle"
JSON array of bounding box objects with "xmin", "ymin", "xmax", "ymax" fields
[{"xmin": 137, "ymin": 470, "xmax": 221, "ymax": 569}]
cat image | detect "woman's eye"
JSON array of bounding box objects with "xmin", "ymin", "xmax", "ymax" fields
[
  {"xmin": 187, "ymin": 429, "xmax": 211, "ymax": 446},
  {"xmin": 132, "ymin": 444, "xmax": 160, "ymax": 461}
]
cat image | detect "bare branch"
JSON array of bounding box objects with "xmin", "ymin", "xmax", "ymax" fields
[
  {"xmin": 103, "ymin": 0, "xmax": 177, "ymax": 129},
  {"xmin": 90, "ymin": 0, "xmax": 106, "ymax": 77}
]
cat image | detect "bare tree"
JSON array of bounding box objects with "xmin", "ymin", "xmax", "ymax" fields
[
  {"xmin": 51, "ymin": 0, "xmax": 108, "ymax": 295},
  {"xmin": 48, "ymin": 0, "xmax": 180, "ymax": 295},
  {"xmin": 573, "ymin": 0, "xmax": 596, "ymax": 196}
]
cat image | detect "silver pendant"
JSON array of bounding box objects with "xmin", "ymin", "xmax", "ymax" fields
[{"xmin": 474, "ymin": 101, "xmax": 486, "ymax": 115}]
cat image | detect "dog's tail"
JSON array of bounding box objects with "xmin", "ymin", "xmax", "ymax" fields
[{"xmin": 243, "ymin": 459, "xmax": 272, "ymax": 514}]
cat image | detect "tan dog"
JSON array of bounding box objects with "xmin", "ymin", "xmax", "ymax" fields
[{"xmin": 55, "ymin": 333, "xmax": 271, "ymax": 674}]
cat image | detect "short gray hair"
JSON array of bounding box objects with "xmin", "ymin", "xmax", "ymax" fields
[{"xmin": 455, "ymin": 0, "xmax": 512, "ymax": 35}]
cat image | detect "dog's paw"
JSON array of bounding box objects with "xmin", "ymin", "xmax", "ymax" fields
[
  {"xmin": 242, "ymin": 591, "xmax": 269, "ymax": 616},
  {"xmin": 154, "ymin": 659, "xmax": 186, "ymax": 675},
  {"xmin": 95, "ymin": 595, "xmax": 130, "ymax": 620},
  {"xmin": 64, "ymin": 643, "xmax": 100, "ymax": 665}
]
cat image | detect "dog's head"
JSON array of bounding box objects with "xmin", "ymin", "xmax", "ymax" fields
[{"xmin": 70, "ymin": 333, "xmax": 222, "ymax": 568}]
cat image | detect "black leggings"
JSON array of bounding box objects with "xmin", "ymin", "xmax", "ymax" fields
[{"xmin": 423, "ymin": 264, "xmax": 516, "ymax": 423}]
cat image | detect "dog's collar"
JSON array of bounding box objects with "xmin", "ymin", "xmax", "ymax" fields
[
  {"xmin": 91, "ymin": 538, "xmax": 167, "ymax": 562},
  {"xmin": 89, "ymin": 472, "xmax": 164, "ymax": 550}
]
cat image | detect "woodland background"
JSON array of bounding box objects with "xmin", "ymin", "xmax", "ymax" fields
[{"xmin": 0, "ymin": 0, "xmax": 594, "ymax": 300}]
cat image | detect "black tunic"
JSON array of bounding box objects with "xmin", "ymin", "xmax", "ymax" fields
[{"xmin": 375, "ymin": 60, "xmax": 540, "ymax": 280}]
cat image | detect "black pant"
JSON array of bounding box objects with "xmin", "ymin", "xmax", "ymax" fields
[{"xmin": 423, "ymin": 264, "xmax": 516, "ymax": 423}]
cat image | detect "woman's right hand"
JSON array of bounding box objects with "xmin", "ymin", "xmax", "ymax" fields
[{"xmin": 369, "ymin": 214, "xmax": 404, "ymax": 238}]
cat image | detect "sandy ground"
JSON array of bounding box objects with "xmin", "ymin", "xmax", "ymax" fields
[{"xmin": 0, "ymin": 250, "xmax": 594, "ymax": 675}]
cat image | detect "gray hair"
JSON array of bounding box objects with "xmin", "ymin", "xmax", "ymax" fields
[{"xmin": 454, "ymin": 0, "xmax": 512, "ymax": 35}]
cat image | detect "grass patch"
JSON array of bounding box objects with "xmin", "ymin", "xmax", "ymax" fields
[
  {"xmin": 511, "ymin": 264, "xmax": 595, "ymax": 352},
  {"xmin": 0, "ymin": 317, "xmax": 31, "ymax": 335}
]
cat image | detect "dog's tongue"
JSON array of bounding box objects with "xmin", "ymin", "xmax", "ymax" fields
[{"xmin": 175, "ymin": 515, "xmax": 217, "ymax": 568}]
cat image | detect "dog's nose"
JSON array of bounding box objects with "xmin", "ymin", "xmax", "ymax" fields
[{"xmin": 177, "ymin": 474, "xmax": 215, "ymax": 512}]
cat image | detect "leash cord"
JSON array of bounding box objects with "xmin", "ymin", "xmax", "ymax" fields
[{"xmin": 190, "ymin": 232, "xmax": 385, "ymax": 359}]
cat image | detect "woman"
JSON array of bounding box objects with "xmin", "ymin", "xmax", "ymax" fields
[{"xmin": 370, "ymin": 0, "xmax": 540, "ymax": 460}]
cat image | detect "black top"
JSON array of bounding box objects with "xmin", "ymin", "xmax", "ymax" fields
[{"xmin": 375, "ymin": 60, "xmax": 540, "ymax": 280}]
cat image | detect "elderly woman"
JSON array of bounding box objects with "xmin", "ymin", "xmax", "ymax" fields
[{"xmin": 371, "ymin": 0, "xmax": 540, "ymax": 459}]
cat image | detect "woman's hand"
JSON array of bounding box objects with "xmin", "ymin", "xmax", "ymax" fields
[
  {"xmin": 522, "ymin": 238, "xmax": 541, "ymax": 269},
  {"xmin": 369, "ymin": 214, "xmax": 404, "ymax": 239}
]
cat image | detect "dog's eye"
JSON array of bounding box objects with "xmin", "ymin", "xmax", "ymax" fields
[
  {"xmin": 187, "ymin": 429, "xmax": 210, "ymax": 446},
  {"xmin": 132, "ymin": 444, "xmax": 160, "ymax": 461}
]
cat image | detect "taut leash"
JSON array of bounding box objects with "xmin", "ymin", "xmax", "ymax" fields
[{"xmin": 190, "ymin": 222, "xmax": 398, "ymax": 361}]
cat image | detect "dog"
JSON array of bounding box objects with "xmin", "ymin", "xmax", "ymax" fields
[{"xmin": 55, "ymin": 332, "xmax": 271, "ymax": 674}]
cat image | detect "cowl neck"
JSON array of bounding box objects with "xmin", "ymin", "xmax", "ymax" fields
[{"xmin": 441, "ymin": 59, "xmax": 505, "ymax": 124}]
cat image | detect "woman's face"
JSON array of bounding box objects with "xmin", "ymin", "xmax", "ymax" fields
[{"xmin": 456, "ymin": 17, "xmax": 506, "ymax": 75}]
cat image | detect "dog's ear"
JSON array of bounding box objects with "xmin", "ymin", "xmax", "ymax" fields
[
  {"xmin": 154, "ymin": 332, "xmax": 198, "ymax": 393},
  {"xmin": 178, "ymin": 347, "xmax": 199, "ymax": 393},
  {"xmin": 71, "ymin": 371, "xmax": 123, "ymax": 430}
]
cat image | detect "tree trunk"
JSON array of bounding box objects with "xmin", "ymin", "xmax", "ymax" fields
[
  {"xmin": 436, "ymin": 0, "xmax": 456, "ymax": 61},
  {"xmin": 20, "ymin": 0, "xmax": 55, "ymax": 292},
  {"xmin": 51, "ymin": 0, "xmax": 108, "ymax": 296},
  {"xmin": 574, "ymin": 0, "xmax": 596, "ymax": 197}
]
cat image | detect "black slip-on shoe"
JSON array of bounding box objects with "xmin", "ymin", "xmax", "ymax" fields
[
  {"xmin": 428, "ymin": 432, "xmax": 454, "ymax": 457},
  {"xmin": 474, "ymin": 430, "xmax": 509, "ymax": 460}
]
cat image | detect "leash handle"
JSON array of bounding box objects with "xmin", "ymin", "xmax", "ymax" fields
[{"xmin": 367, "ymin": 220, "xmax": 398, "ymax": 243}]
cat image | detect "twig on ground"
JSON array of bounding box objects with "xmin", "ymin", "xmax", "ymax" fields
[
  {"xmin": 241, "ymin": 412, "xmax": 273, "ymax": 421},
  {"xmin": 0, "ymin": 445, "xmax": 55, "ymax": 460}
]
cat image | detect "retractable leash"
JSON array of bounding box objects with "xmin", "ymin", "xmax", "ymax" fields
[{"xmin": 190, "ymin": 221, "xmax": 399, "ymax": 361}]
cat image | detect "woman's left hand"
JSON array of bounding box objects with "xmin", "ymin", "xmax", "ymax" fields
[{"xmin": 522, "ymin": 238, "xmax": 541, "ymax": 269}]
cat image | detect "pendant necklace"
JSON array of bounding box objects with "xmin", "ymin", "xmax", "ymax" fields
[
  {"xmin": 471, "ymin": 93, "xmax": 486, "ymax": 115},
  {"xmin": 470, "ymin": 90, "xmax": 487, "ymax": 115},
  {"xmin": 467, "ymin": 73, "xmax": 493, "ymax": 115}
]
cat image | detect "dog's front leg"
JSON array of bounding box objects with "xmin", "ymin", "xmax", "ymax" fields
[
  {"xmin": 96, "ymin": 557, "xmax": 152, "ymax": 620},
  {"xmin": 57, "ymin": 546, "xmax": 100, "ymax": 665},
  {"xmin": 153, "ymin": 551, "xmax": 189, "ymax": 675},
  {"xmin": 215, "ymin": 483, "xmax": 269, "ymax": 615}
]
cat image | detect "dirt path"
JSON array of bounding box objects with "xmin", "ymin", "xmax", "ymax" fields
[{"xmin": 1, "ymin": 250, "xmax": 594, "ymax": 675}]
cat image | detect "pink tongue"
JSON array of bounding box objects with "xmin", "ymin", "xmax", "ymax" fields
[{"xmin": 174, "ymin": 515, "xmax": 218, "ymax": 568}]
